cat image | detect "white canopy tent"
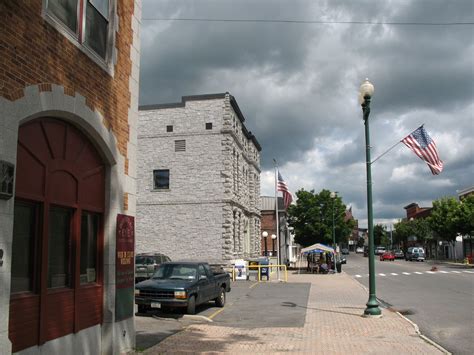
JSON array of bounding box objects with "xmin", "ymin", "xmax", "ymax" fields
[{"xmin": 300, "ymin": 243, "xmax": 335, "ymax": 255}]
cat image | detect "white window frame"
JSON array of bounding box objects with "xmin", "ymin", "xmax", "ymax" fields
[{"xmin": 42, "ymin": 0, "xmax": 116, "ymax": 76}]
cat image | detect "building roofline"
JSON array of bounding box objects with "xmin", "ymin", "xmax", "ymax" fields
[
  {"xmin": 139, "ymin": 92, "xmax": 262, "ymax": 151},
  {"xmin": 139, "ymin": 93, "xmax": 228, "ymax": 111}
]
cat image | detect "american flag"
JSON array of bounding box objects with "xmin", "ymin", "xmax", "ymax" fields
[
  {"xmin": 401, "ymin": 126, "xmax": 443, "ymax": 175},
  {"xmin": 277, "ymin": 171, "xmax": 293, "ymax": 209}
]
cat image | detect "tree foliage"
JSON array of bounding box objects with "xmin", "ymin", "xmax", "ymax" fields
[
  {"xmin": 288, "ymin": 189, "xmax": 354, "ymax": 247},
  {"xmin": 428, "ymin": 197, "xmax": 460, "ymax": 241}
]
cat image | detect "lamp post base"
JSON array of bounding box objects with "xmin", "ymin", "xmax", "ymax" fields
[{"xmin": 363, "ymin": 298, "xmax": 382, "ymax": 317}]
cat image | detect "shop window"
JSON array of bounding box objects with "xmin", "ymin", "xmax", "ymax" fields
[
  {"xmin": 153, "ymin": 169, "xmax": 170, "ymax": 190},
  {"xmin": 45, "ymin": 0, "xmax": 113, "ymax": 63},
  {"xmin": 80, "ymin": 212, "xmax": 99, "ymax": 284},
  {"xmin": 11, "ymin": 202, "xmax": 38, "ymax": 293},
  {"xmin": 48, "ymin": 207, "xmax": 72, "ymax": 288}
]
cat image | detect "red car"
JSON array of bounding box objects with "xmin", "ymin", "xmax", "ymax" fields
[{"xmin": 380, "ymin": 252, "xmax": 395, "ymax": 261}]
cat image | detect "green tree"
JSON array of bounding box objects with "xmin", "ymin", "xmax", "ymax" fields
[
  {"xmin": 373, "ymin": 224, "xmax": 386, "ymax": 246},
  {"xmin": 288, "ymin": 189, "xmax": 353, "ymax": 247},
  {"xmin": 455, "ymin": 195, "xmax": 474, "ymax": 236},
  {"xmin": 428, "ymin": 197, "xmax": 460, "ymax": 241}
]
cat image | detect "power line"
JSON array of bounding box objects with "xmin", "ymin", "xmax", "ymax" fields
[{"xmin": 141, "ymin": 17, "xmax": 474, "ymax": 26}]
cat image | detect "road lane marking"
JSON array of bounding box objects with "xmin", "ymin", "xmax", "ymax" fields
[
  {"xmin": 414, "ymin": 272, "xmax": 423, "ymax": 274},
  {"xmin": 425, "ymin": 271, "xmax": 436, "ymax": 274},
  {"xmin": 355, "ymin": 275, "xmax": 362, "ymax": 278},
  {"xmin": 249, "ymin": 282, "xmax": 259, "ymax": 289},
  {"xmin": 463, "ymin": 270, "xmax": 474, "ymax": 273},
  {"xmin": 451, "ymin": 271, "xmax": 462, "ymax": 274},
  {"xmin": 439, "ymin": 271, "xmax": 449, "ymax": 273},
  {"xmin": 379, "ymin": 273, "xmax": 386, "ymax": 276},
  {"xmin": 208, "ymin": 307, "xmax": 226, "ymax": 319},
  {"xmin": 390, "ymin": 273, "xmax": 398, "ymax": 276},
  {"xmin": 402, "ymin": 272, "xmax": 410, "ymax": 275}
]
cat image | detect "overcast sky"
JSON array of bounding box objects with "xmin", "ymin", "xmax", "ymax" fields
[{"xmin": 139, "ymin": 0, "xmax": 474, "ymax": 228}]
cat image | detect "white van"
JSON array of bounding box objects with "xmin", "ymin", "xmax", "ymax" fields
[{"xmin": 406, "ymin": 247, "xmax": 425, "ymax": 261}]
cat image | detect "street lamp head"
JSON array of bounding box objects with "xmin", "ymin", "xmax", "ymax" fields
[
  {"xmin": 262, "ymin": 231, "xmax": 268, "ymax": 238},
  {"xmin": 271, "ymin": 234, "xmax": 277, "ymax": 240},
  {"xmin": 359, "ymin": 78, "xmax": 374, "ymax": 99}
]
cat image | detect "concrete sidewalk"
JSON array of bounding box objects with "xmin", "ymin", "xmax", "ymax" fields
[{"xmin": 140, "ymin": 272, "xmax": 448, "ymax": 354}]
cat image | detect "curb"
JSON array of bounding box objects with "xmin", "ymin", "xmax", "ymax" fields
[
  {"xmin": 395, "ymin": 311, "xmax": 451, "ymax": 354},
  {"xmin": 350, "ymin": 274, "xmax": 451, "ymax": 354}
]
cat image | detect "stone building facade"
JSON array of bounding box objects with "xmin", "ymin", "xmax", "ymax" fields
[
  {"xmin": 0, "ymin": 1, "xmax": 141, "ymax": 353},
  {"xmin": 137, "ymin": 93, "xmax": 262, "ymax": 264}
]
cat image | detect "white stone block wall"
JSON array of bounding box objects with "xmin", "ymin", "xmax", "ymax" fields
[{"xmin": 137, "ymin": 94, "xmax": 261, "ymax": 264}]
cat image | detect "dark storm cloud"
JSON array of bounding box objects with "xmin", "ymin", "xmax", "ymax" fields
[{"xmin": 139, "ymin": 0, "xmax": 474, "ymax": 225}]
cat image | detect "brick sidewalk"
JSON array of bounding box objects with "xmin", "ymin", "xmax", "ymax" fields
[{"xmin": 141, "ymin": 272, "xmax": 447, "ymax": 354}]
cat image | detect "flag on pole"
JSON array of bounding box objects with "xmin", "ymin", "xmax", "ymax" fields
[
  {"xmin": 277, "ymin": 171, "xmax": 293, "ymax": 209},
  {"xmin": 401, "ymin": 125, "xmax": 443, "ymax": 175}
]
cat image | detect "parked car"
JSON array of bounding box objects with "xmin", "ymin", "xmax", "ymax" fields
[
  {"xmin": 375, "ymin": 246, "xmax": 386, "ymax": 255},
  {"xmin": 341, "ymin": 248, "xmax": 350, "ymax": 255},
  {"xmin": 393, "ymin": 249, "xmax": 405, "ymax": 259},
  {"xmin": 356, "ymin": 247, "xmax": 364, "ymax": 254},
  {"xmin": 135, "ymin": 253, "xmax": 171, "ymax": 283},
  {"xmin": 406, "ymin": 247, "xmax": 425, "ymax": 262},
  {"xmin": 380, "ymin": 251, "xmax": 395, "ymax": 261},
  {"xmin": 135, "ymin": 261, "xmax": 231, "ymax": 315}
]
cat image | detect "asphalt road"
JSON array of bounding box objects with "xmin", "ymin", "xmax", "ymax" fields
[{"xmin": 343, "ymin": 252, "xmax": 474, "ymax": 355}]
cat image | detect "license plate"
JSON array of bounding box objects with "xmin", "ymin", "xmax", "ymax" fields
[{"xmin": 151, "ymin": 302, "xmax": 161, "ymax": 309}]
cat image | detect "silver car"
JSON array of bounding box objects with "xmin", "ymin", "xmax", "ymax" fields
[
  {"xmin": 135, "ymin": 253, "xmax": 171, "ymax": 282},
  {"xmin": 406, "ymin": 247, "xmax": 425, "ymax": 262}
]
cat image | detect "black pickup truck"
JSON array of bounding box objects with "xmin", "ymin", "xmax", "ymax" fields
[{"xmin": 135, "ymin": 261, "xmax": 231, "ymax": 315}]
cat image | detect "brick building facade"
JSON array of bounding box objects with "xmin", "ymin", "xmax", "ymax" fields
[
  {"xmin": 137, "ymin": 93, "xmax": 262, "ymax": 264},
  {"xmin": 0, "ymin": 1, "xmax": 141, "ymax": 353}
]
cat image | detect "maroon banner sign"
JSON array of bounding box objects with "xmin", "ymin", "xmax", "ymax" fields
[{"xmin": 116, "ymin": 214, "xmax": 135, "ymax": 321}]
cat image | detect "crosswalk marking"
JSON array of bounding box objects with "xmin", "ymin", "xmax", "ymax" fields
[{"xmin": 352, "ymin": 269, "xmax": 474, "ymax": 279}]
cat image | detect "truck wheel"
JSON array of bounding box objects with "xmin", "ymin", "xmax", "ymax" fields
[
  {"xmin": 187, "ymin": 296, "xmax": 196, "ymax": 315},
  {"xmin": 215, "ymin": 287, "xmax": 226, "ymax": 307}
]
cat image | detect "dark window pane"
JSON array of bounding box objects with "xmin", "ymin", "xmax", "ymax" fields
[
  {"xmin": 48, "ymin": 207, "xmax": 72, "ymax": 288},
  {"xmin": 85, "ymin": 2, "xmax": 108, "ymax": 59},
  {"xmin": 80, "ymin": 213, "xmax": 99, "ymax": 284},
  {"xmin": 205, "ymin": 122, "xmax": 212, "ymax": 130},
  {"xmin": 89, "ymin": 0, "xmax": 109, "ymax": 19},
  {"xmin": 11, "ymin": 203, "xmax": 37, "ymax": 293},
  {"xmin": 166, "ymin": 125, "xmax": 173, "ymax": 132},
  {"xmin": 47, "ymin": 0, "xmax": 78, "ymax": 33},
  {"xmin": 153, "ymin": 169, "xmax": 169, "ymax": 189}
]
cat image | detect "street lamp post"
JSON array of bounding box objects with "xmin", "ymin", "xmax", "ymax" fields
[
  {"xmin": 271, "ymin": 234, "xmax": 277, "ymax": 256},
  {"xmin": 359, "ymin": 78, "xmax": 382, "ymax": 317},
  {"xmin": 330, "ymin": 191, "xmax": 337, "ymax": 272},
  {"xmin": 262, "ymin": 231, "xmax": 268, "ymax": 256}
]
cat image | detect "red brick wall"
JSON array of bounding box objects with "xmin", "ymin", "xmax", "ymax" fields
[
  {"xmin": 0, "ymin": 0, "xmax": 134, "ymax": 172},
  {"xmin": 261, "ymin": 211, "xmax": 276, "ymax": 254}
]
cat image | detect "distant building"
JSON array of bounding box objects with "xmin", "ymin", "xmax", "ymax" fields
[
  {"xmin": 344, "ymin": 207, "xmax": 359, "ymax": 251},
  {"xmin": 0, "ymin": 0, "xmax": 141, "ymax": 353},
  {"xmin": 404, "ymin": 203, "xmax": 432, "ymax": 220},
  {"xmin": 260, "ymin": 196, "xmax": 293, "ymax": 263},
  {"xmin": 137, "ymin": 93, "xmax": 262, "ymax": 264}
]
